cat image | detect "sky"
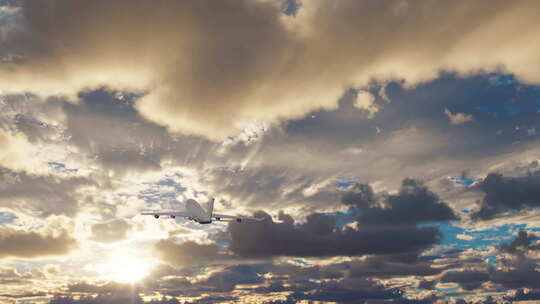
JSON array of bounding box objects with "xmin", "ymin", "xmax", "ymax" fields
[{"xmin": 1, "ymin": 0, "xmax": 540, "ymax": 303}]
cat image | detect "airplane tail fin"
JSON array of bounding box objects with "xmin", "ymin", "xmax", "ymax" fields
[{"xmin": 205, "ymin": 197, "xmax": 215, "ymax": 217}]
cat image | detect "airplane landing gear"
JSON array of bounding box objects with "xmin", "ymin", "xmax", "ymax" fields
[
  {"xmin": 170, "ymin": 215, "xmax": 176, "ymax": 219},
  {"xmin": 154, "ymin": 214, "xmax": 160, "ymax": 219},
  {"xmin": 236, "ymin": 218, "xmax": 242, "ymax": 223}
]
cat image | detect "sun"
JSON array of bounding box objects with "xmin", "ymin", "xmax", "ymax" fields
[
  {"xmin": 108, "ymin": 256, "xmax": 152, "ymax": 283},
  {"xmin": 91, "ymin": 249, "xmax": 156, "ymax": 283}
]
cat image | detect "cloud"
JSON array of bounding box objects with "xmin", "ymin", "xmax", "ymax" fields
[
  {"xmin": 145, "ymin": 263, "xmax": 270, "ymax": 298},
  {"xmin": 456, "ymin": 234, "xmax": 474, "ymax": 241},
  {"xmin": 270, "ymin": 263, "xmax": 345, "ymax": 281},
  {"xmin": 66, "ymin": 281, "xmax": 137, "ymax": 295},
  {"xmin": 90, "ymin": 219, "xmax": 131, "ymax": 243},
  {"xmin": 50, "ymin": 295, "xmax": 143, "ymax": 304},
  {"xmin": 504, "ymin": 289, "xmax": 540, "ymax": 302},
  {"xmin": 344, "ymin": 178, "xmax": 458, "ymax": 225},
  {"xmin": 0, "ymin": 267, "xmax": 38, "ymax": 285},
  {"xmin": 44, "ymin": 264, "xmax": 60, "ymax": 277},
  {"xmin": 348, "ymin": 255, "xmax": 444, "ymax": 278},
  {"xmin": 228, "ymin": 179, "xmax": 455, "ymax": 258},
  {"xmin": 353, "ymin": 91, "xmax": 379, "ymax": 118},
  {"xmin": 283, "ymin": 278, "xmax": 406, "ymax": 303},
  {"xmin": 0, "ymin": 167, "xmax": 92, "ymax": 216},
  {"xmin": 413, "ymin": 231, "xmax": 540, "ymax": 293},
  {"xmin": 440, "ymin": 270, "xmax": 490, "ymax": 290},
  {"xmin": 499, "ymin": 230, "xmax": 539, "ymax": 254},
  {"xmin": 1, "ymin": 2, "xmax": 540, "ymax": 301},
  {"xmin": 229, "ymin": 210, "xmax": 441, "ymax": 258},
  {"xmin": 0, "ymin": 226, "xmax": 77, "ymax": 259},
  {"xmin": 155, "ymin": 240, "xmax": 219, "ymax": 266},
  {"xmin": 472, "ymin": 171, "xmax": 540, "ymax": 220},
  {"xmin": 60, "ymin": 90, "xmax": 186, "ymax": 176},
  {"xmin": 444, "ymin": 108, "xmax": 474, "ymax": 125},
  {"xmin": 2, "ymin": 1, "xmax": 540, "ymax": 139},
  {"xmin": 490, "ymin": 261, "xmax": 540, "ymax": 289},
  {"xmin": 0, "ymin": 128, "xmax": 37, "ymax": 172},
  {"xmin": 196, "ymin": 264, "xmax": 264, "ymax": 293}
]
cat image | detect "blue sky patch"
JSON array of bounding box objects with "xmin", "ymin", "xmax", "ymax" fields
[
  {"xmin": 0, "ymin": 212, "xmax": 17, "ymax": 225},
  {"xmin": 291, "ymin": 258, "xmax": 310, "ymax": 266},
  {"xmin": 48, "ymin": 162, "xmax": 78, "ymax": 174},
  {"xmin": 449, "ymin": 176, "xmax": 479, "ymax": 186},
  {"xmin": 421, "ymin": 222, "xmax": 537, "ymax": 252}
]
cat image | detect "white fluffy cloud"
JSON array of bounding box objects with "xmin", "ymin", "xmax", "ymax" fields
[
  {"xmin": 444, "ymin": 108, "xmax": 474, "ymax": 125},
  {"xmin": 0, "ymin": 129, "xmax": 37, "ymax": 172},
  {"xmin": 353, "ymin": 91, "xmax": 378, "ymax": 118}
]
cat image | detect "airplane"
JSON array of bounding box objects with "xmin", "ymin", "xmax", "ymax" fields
[{"xmin": 140, "ymin": 198, "xmax": 263, "ymax": 224}]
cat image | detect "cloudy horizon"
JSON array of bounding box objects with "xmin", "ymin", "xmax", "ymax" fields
[{"xmin": 2, "ymin": 1, "xmax": 540, "ymax": 303}]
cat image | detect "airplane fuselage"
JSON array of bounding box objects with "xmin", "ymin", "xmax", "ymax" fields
[
  {"xmin": 185, "ymin": 199, "xmax": 212, "ymax": 223},
  {"xmin": 142, "ymin": 197, "xmax": 259, "ymax": 224}
]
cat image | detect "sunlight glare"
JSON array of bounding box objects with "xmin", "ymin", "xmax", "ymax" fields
[{"xmin": 92, "ymin": 250, "xmax": 156, "ymax": 283}]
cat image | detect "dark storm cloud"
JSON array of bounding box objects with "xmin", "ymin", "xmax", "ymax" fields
[
  {"xmin": 282, "ymin": 278, "xmax": 407, "ymax": 304},
  {"xmin": 2, "ymin": 1, "xmax": 540, "ymax": 139},
  {"xmin": 504, "ymin": 289, "xmax": 540, "ymax": 302},
  {"xmin": 440, "ymin": 270, "xmax": 490, "ymax": 291},
  {"xmin": 0, "ymin": 226, "xmax": 77, "ymax": 258},
  {"xmin": 481, "ymin": 230, "xmax": 540, "ymax": 290},
  {"xmin": 228, "ymin": 179, "xmax": 455, "ymax": 257},
  {"xmin": 251, "ymin": 277, "xmax": 428, "ymax": 304},
  {"xmin": 90, "ymin": 219, "xmax": 131, "ymax": 243},
  {"xmin": 0, "ymin": 167, "xmax": 92, "ymax": 216},
  {"xmin": 490, "ymin": 260, "xmax": 540, "ymax": 289},
  {"xmin": 350, "ymin": 178, "xmax": 457, "ymax": 226},
  {"xmin": 499, "ymin": 230, "xmax": 539, "ymax": 254},
  {"xmin": 429, "ymin": 231, "xmax": 540, "ymax": 291},
  {"xmin": 140, "ymin": 247, "xmax": 440, "ymax": 301},
  {"xmin": 196, "ymin": 264, "xmax": 265, "ymax": 293},
  {"xmin": 229, "ymin": 210, "xmax": 441, "ymax": 258},
  {"xmin": 418, "ymin": 280, "xmax": 436, "ymax": 290},
  {"xmin": 348, "ymin": 256, "xmax": 444, "ymax": 278},
  {"xmin": 270, "ymin": 263, "xmax": 345, "ymax": 281},
  {"xmin": 472, "ymin": 171, "xmax": 540, "ymax": 220},
  {"xmin": 144, "ymin": 263, "xmax": 268, "ymax": 298},
  {"xmin": 285, "ymin": 75, "xmax": 540, "ymax": 165},
  {"xmin": 341, "ymin": 182, "xmax": 377, "ymax": 209},
  {"xmin": 155, "ymin": 240, "xmax": 219, "ymax": 267}
]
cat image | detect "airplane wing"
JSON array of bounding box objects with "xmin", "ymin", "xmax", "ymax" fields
[
  {"xmin": 141, "ymin": 210, "xmax": 191, "ymax": 218},
  {"xmin": 212, "ymin": 213, "xmax": 264, "ymax": 222}
]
